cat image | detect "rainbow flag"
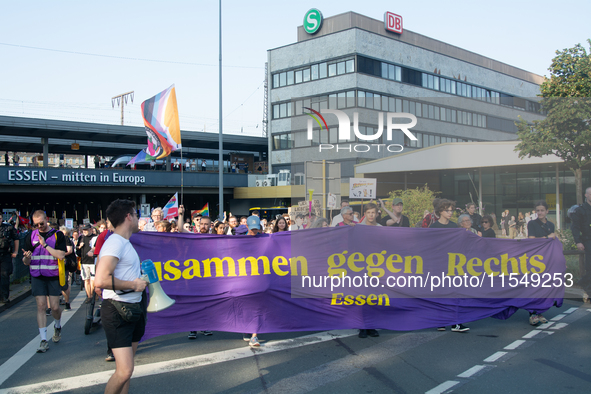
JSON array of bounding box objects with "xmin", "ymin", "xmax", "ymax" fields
[
  {"xmin": 193, "ymin": 203, "xmax": 209, "ymax": 217},
  {"xmin": 162, "ymin": 192, "xmax": 178, "ymax": 220},
  {"xmin": 129, "ymin": 85, "xmax": 182, "ymax": 166}
]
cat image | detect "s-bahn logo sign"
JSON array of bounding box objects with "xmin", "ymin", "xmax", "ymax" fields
[
  {"xmin": 303, "ymin": 8, "xmax": 323, "ymax": 34},
  {"xmin": 384, "ymin": 12, "xmax": 403, "ymax": 34},
  {"xmin": 305, "ymin": 108, "xmax": 417, "ymax": 153}
]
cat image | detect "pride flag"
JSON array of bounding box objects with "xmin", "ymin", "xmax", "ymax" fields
[
  {"xmin": 162, "ymin": 192, "xmax": 179, "ymax": 220},
  {"xmin": 193, "ymin": 203, "xmax": 209, "ymax": 217},
  {"xmin": 129, "ymin": 85, "xmax": 182, "ymax": 166}
]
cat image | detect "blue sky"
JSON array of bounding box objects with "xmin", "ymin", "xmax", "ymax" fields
[{"xmin": 0, "ymin": 1, "xmax": 588, "ymax": 137}]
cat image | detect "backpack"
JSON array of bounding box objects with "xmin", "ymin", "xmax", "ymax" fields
[{"xmin": 64, "ymin": 237, "xmax": 78, "ymax": 273}]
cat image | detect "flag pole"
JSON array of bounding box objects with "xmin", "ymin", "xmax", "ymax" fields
[
  {"xmin": 180, "ymin": 148, "xmax": 184, "ymax": 207},
  {"xmin": 218, "ymin": 0, "xmax": 224, "ymax": 222}
]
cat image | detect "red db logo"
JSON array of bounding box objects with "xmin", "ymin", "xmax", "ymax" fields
[{"xmin": 384, "ymin": 12, "xmax": 403, "ymax": 34}]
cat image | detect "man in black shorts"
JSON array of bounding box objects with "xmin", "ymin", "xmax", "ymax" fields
[
  {"xmin": 95, "ymin": 200, "xmax": 148, "ymax": 394},
  {"xmin": 22, "ymin": 210, "xmax": 67, "ymax": 353}
]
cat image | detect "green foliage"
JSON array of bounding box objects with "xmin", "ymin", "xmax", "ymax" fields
[
  {"xmin": 385, "ymin": 185, "xmax": 439, "ymax": 226},
  {"xmin": 557, "ymin": 228, "xmax": 576, "ymax": 251},
  {"xmin": 515, "ymin": 39, "xmax": 591, "ymax": 205}
]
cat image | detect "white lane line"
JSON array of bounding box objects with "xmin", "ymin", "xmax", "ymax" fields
[
  {"xmin": 0, "ymin": 292, "xmax": 85, "ymax": 387},
  {"xmin": 550, "ymin": 314, "xmax": 566, "ymax": 321},
  {"xmin": 0, "ymin": 329, "xmax": 360, "ymax": 394},
  {"xmin": 504, "ymin": 340, "xmax": 526, "ymax": 350},
  {"xmin": 457, "ymin": 365, "xmax": 486, "ymax": 378},
  {"xmin": 563, "ymin": 307, "xmax": 578, "ymax": 314},
  {"xmin": 522, "ymin": 330, "xmax": 541, "ymax": 339},
  {"xmin": 425, "ymin": 380, "xmax": 460, "ymax": 394},
  {"xmin": 550, "ymin": 323, "xmax": 568, "ymax": 330},
  {"xmin": 537, "ymin": 322, "xmax": 554, "ymax": 329},
  {"xmin": 483, "ymin": 351, "xmax": 507, "ymax": 363}
]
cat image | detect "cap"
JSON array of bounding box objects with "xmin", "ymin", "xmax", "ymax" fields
[
  {"xmin": 246, "ymin": 216, "xmax": 260, "ymax": 230},
  {"xmin": 234, "ymin": 224, "xmax": 248, "ymax": 235},
  {"xmin": 81, "ymin": 224, "xmax": 92, "ymax": 230},
  {"xmin": 392, "ymin": 198, "xmax": 403, "ymax": 205}
]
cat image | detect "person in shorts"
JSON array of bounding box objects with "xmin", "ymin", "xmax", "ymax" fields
[
  {"xmin": 22, "ymin": 210, "xmax": 67, "ymax": 353},
  {"xmin": 95, "ymin": 199, "xmax": 148, "ymax": 394}
]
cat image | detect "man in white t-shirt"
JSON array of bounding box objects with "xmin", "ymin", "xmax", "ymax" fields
[
  {"xmin": 331, "ymin": 200, "xmax": 350, "ymax": 227},
  {"xmin": 95, "ymin": 199, "xmax": 148, "ymax": 394}
]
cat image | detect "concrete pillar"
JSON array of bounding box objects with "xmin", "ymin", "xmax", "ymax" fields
[
  {"xmin": 42, "ymin": 138, "xmax": 49, "ymax": 167},
  {"xmin": 556, "ymin": 164, "xmax": 560, "ymax": 230}
]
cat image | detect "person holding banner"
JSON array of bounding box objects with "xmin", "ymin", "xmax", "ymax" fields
[
  {"xmin": 143, "ymin": 208, "xmax": 163, "ymax": 232},
  {"xmin": 380, "ymin": 198, "xmax": 410, "ymax": 227},
  {"xmin": 359, "ymin": 203, "xmax": 381, "ymax": 226},
  {"xmin": 95, "ymin": 199, "xmax": 148, "ymax": 394},
  {"xmin": 337, "ymin": 206, "xmax": 357, "ymax": 227},
  {"xmin": 22, "ymin": 210, "xmax": 67, "ymax": 353}
]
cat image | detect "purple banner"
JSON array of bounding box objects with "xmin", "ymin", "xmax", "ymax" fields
[{"xmin": 131, "ymin": 227, "xmax": 566, "ymax": 341}]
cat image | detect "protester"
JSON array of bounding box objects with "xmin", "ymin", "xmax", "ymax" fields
[
  {"xmin": 138, "ymin": 218, "xmax": 147, "ymax": 231},
  {"xmin": 466, "ymin": 203, "xmax": 482, "ymax": 232},
  {"xmin": 94, "ymin": 199, "xmax": 148, "ymax": 394},
  {"xmin": 380, "ymin": 198, "xmax": 410, "ymax": 227},
  {"xmin": 480, "ymin": 215, "xmax": 496, "ymax": 238},
  {"xmin": 272, "ymin": 216, "xmax": 289, "ymax": 233},
  {"xmin": 0, "ymin": 211, "xmax": 19, "ymax": 303},
  {"xmin": 22, "ymin": 210, "xmax": 67, "ymax": 353},
  {"xmin": 308, "ymin": 218, "xmax": 329, "ymax": 228},
  {"xmin": 226, "ymin": 216, "xmax": 238, "ymax": 235},
  {"xmin": 143, "ymin": 208, "xmax": 163, "ymax": 232},
  {"xmin": 59, "ymin": 226, "xmax": 73, "ymax": 310},
  {"xmin": 330, "ymin": 200, "xmax": 350, "ymax": 226},
  {"xmin": 155, "ymin": 220, "xmax": 172, "ymax": 233},
  {"xmin": 458, "ymin": 214, "xmax": 480, "ymax": 236},
  {"xmin": 572, "ymin": 187, "xmax": 591, "ymax": 294},
  {"xmin": 289, "ymin": 214, "xmax": 305, "ymax": 231},
  {"xmin": 243, "ymin": 216, "xmax": 262, "ymax": 347},
  {"xmin": 422, "ymin": 198, "xmax": 442, "ymax": 228},
  {"xmin": 239, "ymin": 216, "xmax": 248, "ymax": 226},
  {"xmin": 508, "ymin": 215, "xmax": 517, "ymax": 239},
  {"xmin": 526, "ymin": 200, "xmax": 556, "ymax": 326},
  {"xmin": 201, "ymin": 159, "xmax": 207, "ymax": 172},
  {"xmin": 360, "ymin": 203, "xmax": 381, "ymax": 226},
  {"xmin": 337, "ymin": 206, "xmax": 357, "ymax": 227},
  {"xmin": 214, "ymin": 222, "xmax": 226, "ymax": 235},
  {"xmin": 77, "ymin": 224, "xmax": 97, "ymax": 304}
]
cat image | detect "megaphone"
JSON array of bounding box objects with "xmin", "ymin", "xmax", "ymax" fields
[{"xmin": 141, "ymin": 259, "xmax": 176, "ymax": 313}]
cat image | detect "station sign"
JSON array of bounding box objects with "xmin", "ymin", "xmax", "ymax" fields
[
  {"xmin": 384, "ymin": 11, "xmax": 403, "ymax": 34},
  {"xmin": 303, "ymin": 8, "xmax": 323, "ymax": 34}
]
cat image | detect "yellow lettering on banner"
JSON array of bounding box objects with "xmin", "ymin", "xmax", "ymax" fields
[
  {"xmin": 164, "ymin": 260, "xmax": 181, "ymax": 281},
  {"xmin": 272, "ymin": 256, "xmax": 289, "ymax": 276},
  {"xmin": 347, "ymin": 252, "xmax": 365, "ymax": 273},
  {"xmin": 467, "ymin": 258, "xmax": 483, "ymax": 277},
  {"xmin": 331, "ymin": 293, "xmax": 343, "ymax": 305},
  {"xmin": 404, "ymin": 256, "xmax": 423, "ymax": 274},
  {"xmin": 289, "ymin": 256, "xmax": 308, "ymax": 276},
  {"xmin": 327, "ymin": 250, "xmax": 347, "ymax": 277},
  {"xmin": 154, "ymin": 261, "xmax": 163, "ymax": 281},
  {"xmin": 366, "ymin": 251, "xmax": 386, "ymax": 277},
  {"xmin": 331, "ymin": 293, "xmax": 390, "ymax": 306},
  {"xmin": 182, "ymin": 259, "xmax": 201, "ymax": 279},
  {"xmin": 519, "ymin": 253, "xmax": 529, "ymax": 274},
  {"xmin": 366, "ymin": 294, "xmax": 377, "ymax": 305},
  {"xmin": 500, "ymin": 254, "xmax": 518, "ymax": 275},
  {"xmin": 202, "ymin": 257, "xmax": 237, "ymax": 277},
  {"xmin": 447, "ymin": 253, "xmax": 466, "ymax": 276},
  {"xmin": 344, "ymin": 295, "xmax": 355, "ymax": 305},
  {"xmin": 237, "ymin": 256, "xmax": 265, "ymax": 276},
  {"xmin": 355, "ymin": 295, "xmax": 366, "ymax": 305},
  {"xmin": 529, "ymin": 255, "xmax": 546, "ymax": 273},
  {"xmin": 377, "ymin": 294, "xmax": 390, "ymax": 306},
  {"xmin": 385, "ymin": 254, "xmax": 403, "ymax": 273},
  {"xmin": 484, "ymin": 257, "xmax": 500, "ymax": 276}
]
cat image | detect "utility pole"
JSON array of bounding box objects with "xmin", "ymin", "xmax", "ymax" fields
[{"xmin": 111, "ymin": 91, "xmax": 134, "ymax": 125}]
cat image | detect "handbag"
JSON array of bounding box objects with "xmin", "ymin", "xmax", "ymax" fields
[{"xmin": 110, "ymin": 274, "xmax": 144, "ymax": 322}]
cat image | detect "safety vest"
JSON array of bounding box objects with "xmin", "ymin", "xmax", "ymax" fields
[{"xmin": 30, "ymin": 229, "xmax": 59, "ymax": 278}]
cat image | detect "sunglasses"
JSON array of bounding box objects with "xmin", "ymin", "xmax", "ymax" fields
[
  {"xmin": 34, "ymin": 222, "xmax": 45, "ymax": 228},
  {"xmin": 482, "ymin": 221, "xmax": 489, "ymax": 224}
]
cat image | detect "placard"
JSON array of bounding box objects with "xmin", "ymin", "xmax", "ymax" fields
[{"xmin": 349, "ymin": 178, "xmax": 377, "ymax": 199}]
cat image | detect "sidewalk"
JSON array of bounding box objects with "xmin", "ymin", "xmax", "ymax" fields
[{"xmin": 0, "ymin": 280, "xmax": 32, "ymax": 314}]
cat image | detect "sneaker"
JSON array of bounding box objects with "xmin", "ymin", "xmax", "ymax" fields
[
  {"xmin": 367, "ymin": 329, "xmax": 380, "ymax": 337},
  {"xmin": 437, "ymin": 327, "xmax": 446, "ymax": 331},
  {"xmin": 59, "ymin": 298, "xmax": 66, "ymax": 305},
  {"xmin": 37, "ymin": 340, "xmax": 49, "ymax": 353},
  {"xmin": 358, "ymin": 329, "xmax": 368, "ymax": 338},
  {"xmin": 46, "ymin": 308, "xmax": 51, "ymax": 316},
  {"xmin": 52, "ymin": 327, "xmax": 61, "ymax": 343},
  {"xmin": 84, "ymin": 297, "xmax": 92, "ymax": 304},
  {"xmin": 188, "ymin": 331, "xmax": 197, "ymax": 340},
  {"xmin": 451, "ymin": 324, "xmax": 470, "ymax": 332},
  {"xmin": 65, "ymin": 303, "xmax": 71, "ymax": 310},
  {"xmin": 537, "ymin": 315, "xmax": 548, "ymax": 324},
  {"xmin": 201, "ymin": 331, "xmax": 213, "ymax": 336},
  {"xmin": 243, "ymin": 333, "xmax": 251, "ymax": 342},
  {"xmin": 249, "ymin": 336, "xmax": 260, "ymax": 347},
  {"xmin": 105, "ymin": 353, "xmax": 115, "ymax": 362},
  {"xmin": 529, "ymin": 314, "xmax": 540, "ymax": 326}
]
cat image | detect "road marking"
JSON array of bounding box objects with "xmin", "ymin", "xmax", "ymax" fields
[
  {"xmin": 537, "ymin": 322, "xmax": 554, "ymax": 329},
  {"xmin": 504, "ymin": 340, "xmax": 526, "ymax": 350},
  {"xmin": 457, "ymin": 365, "xmax": 486, "ymax": 378},
  {"xmin": 483, "ymin": 351, "xmax": 507, "ymax": 363},
  {"xmin": 425, "ymin": 380, "xmax": 460, "ymax": 394},
  {"xmin": 522, "ymin": 330, "xmax": 541, "ymax": 339},
  {"xmin": 0, "ymin": 329, "xmax": 361, "ymax": 394},
  {"xmin": 0, "ymin": 292, "xmax": 85, "ymax": 387},
  {"xmin": 550, "ymin": 314, "xmax": 566, "ymax": 321},
  {"xmin": 563, "ymin": 307, "xmax": 578, "ymax": 314},
  {"xmin": 550, "ymin": 323, "xmax": 568, "ymax": 330}
]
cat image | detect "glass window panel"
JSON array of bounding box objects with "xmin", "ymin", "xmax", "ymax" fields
[
  {"xmin": 403, "ymin": 100, "xmax": 409, "ymax": 113},
  {"xmin": 428, "ymin": 74, "xmax": 434, "ymax": 89},
  {"xmin": 451, "ymin": 110, "xmax": 456, "ymax": 123},
  {"xmin": 434, "ymin": 76, "xmax": 439, "ymax": 91},
  {"xmin": 366, "ymin": 92, "xmax": 373, "ymax": 109},
  {"xmin": 358, "ymin": 91, "xmax": 365, "ymax": 107},
  {"xmin": 319, "ymin": 98, "xmax": 328, "ymax": 111},
  {"xmin": 320, "ymin": 129, "xmax": 329, "ymax": 144},
  {"xmin": 328, "ymin": 63, "xmax": 337, "ymax": 77},
  {"xmin": 408, "ymin": 101, "xmax": 415, "ymax": 115},
  {"xmin": 295, "ymin": 100, "xmax": 303, "ymax": 116},
  {"xmin": 467, "ymin": 112, "xmax": 472, "ymax": 125},
  {"xmin": 428, "ymin": 105, "xmax": 434, "ymax": 119},
  {"xmin": 462, "ymin": 83, "xmax": 467, "ymax": 97},
  {"xmin": 337, "ymin": 61, "xmax": 346, "ymax": 75},
  {"xmin": 279, "ymin": 72, "xmax": 286, "ymax": 87},
  {"xmin": 347, "ymin": 90, "xmax": 355, "ymax": 107},
  {"xmin": 319, "ymin": 62, "xmax": 327, "ymax": 78},
  {"xmin": 482, "ymin": 116, "xmax": 486, "ymax": 128},
  {"xmin": 287, "ymin": 102, "xmax": 292, "ymax": 117},
  {"xmin": 451, "ymin": 81, "xmax": 456, "ymax": 95},
  {"xmin": 273, "ymin": 105, "xmax": 279, "ymax": 119},
  {"xmin": 422, "ymin": 73, "xmax": 428, "ymax": 87},
  {"xmin": 382, "ymin": 96, "xmax": 388, "ymax": 111},
  {"xmin": 396, "ymin": 99, "xmax": 403, "ymax": 112},
  {"xmin": 389, "ymin": 97, "xmax": 396, "ymax": 112},
  {"xmin": 286, "ymin": 71, "xmax": 294, "ymax": 85},
  {"xmin": 388, "ymin": 64, "xmax": 395, "ymax": 80},
  {"xmin": 280, "ymin": 103, "xmax": 287, "ymax": 118},
  {"xmin": 328, "ymin": 94, "xmax": 337, "ymax": 109},
  {"xmin": 435, "ymin": 135, "xmax": 441, "ymax": 145},
  {"xmin": 303, "ymin": 68, "xmax": 310, "ymax": 82},
  {"xmin": 415, "ymin": 101, "xmax": 421, "ymax": 117},
  {"xmin": 311, "ymin": 64, "xmax": 319, "ymax": 80},
  {"xmin": 330, "ymin": 127, "xmax": 338, "ymax": 143},
  {"xmin": 346, "ymin": 59, "xmax": 354, "ymax": 73},
  {"xmin": 416, "ymin": 133, "xmax": 422, "ymax": 148},
  {"xmin": 423, "ymin": 134, "xmax": 429, "ymax": 147},
  {"xmin": 433, "ymin": 106, "xmax": 440, "ymax": 120},
  {"xmin": 338, "ymin": 92, "xmax": 346, "ymax": 109},
  {"xmin": 374, "ymin": 94, "xmax": 381, "ymax": 110},
  {"xmin": 273, "ymin": 74, "xmax": 279, "ymax": 88},
  {"xmin": 423, "ymin": 103, "xmax": 429, "ymax": 116},
  {"xmin": 472, "ymin": 86, "xmax": 477, "ymax": 98},
  {"xmin": 395, "ymin": 66, "xmax": 401, "ymax": 81},
  {"xmin": 410, "ymin": 137, "xmax": 417, "ymax": 147},
  {"xmin": 311, "ymin": 101, "xmax": 320, "ymax": 112},
  {"xmin": 295, "ymin": 70, "xmax": 303, "ymax": 84},
  {"xmin": 440, "ymin": 107, "xmax": 446, "ymax": 121},
  {"xmin": 382, "ymin": 62, "xmax": 388, "ymax": 78},
  {"xmin": 273, "ymin": 135, "xmax": 280, "ymax": 150}
]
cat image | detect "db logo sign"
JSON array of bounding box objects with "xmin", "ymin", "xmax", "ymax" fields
[{"xmin": 384, "ymin": 12, "xmax": 403, "ymax": 34}]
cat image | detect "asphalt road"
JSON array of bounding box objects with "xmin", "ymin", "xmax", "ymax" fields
[{"xmin": 0, "ymin": 286, "xmax": 589, "ymax": 394}]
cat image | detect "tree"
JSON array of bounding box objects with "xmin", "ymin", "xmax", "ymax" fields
[
  {"xmin": 386, "ymin": 185, "xmax": 439, "ymax": 226},
  {"xmin": 515, "ymin": 39, "xmax": 591, "ymax": 205}
]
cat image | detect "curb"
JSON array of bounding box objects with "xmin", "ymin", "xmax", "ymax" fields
[{"xmin": 0, "ymin": 288, "xmax": 32, "ymax": 314}]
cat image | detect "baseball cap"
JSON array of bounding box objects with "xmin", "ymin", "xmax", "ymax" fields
[
  {"xmin": 246, "ymin": 216, "xmax": 260, "ymax": 230},
  {"xmin": 81, "ymin": 224, "xmax": 92, "ymax": 230},
  {"xmin": 392, "ymin": 198, "xmax": 403, "ymax": 205}
]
